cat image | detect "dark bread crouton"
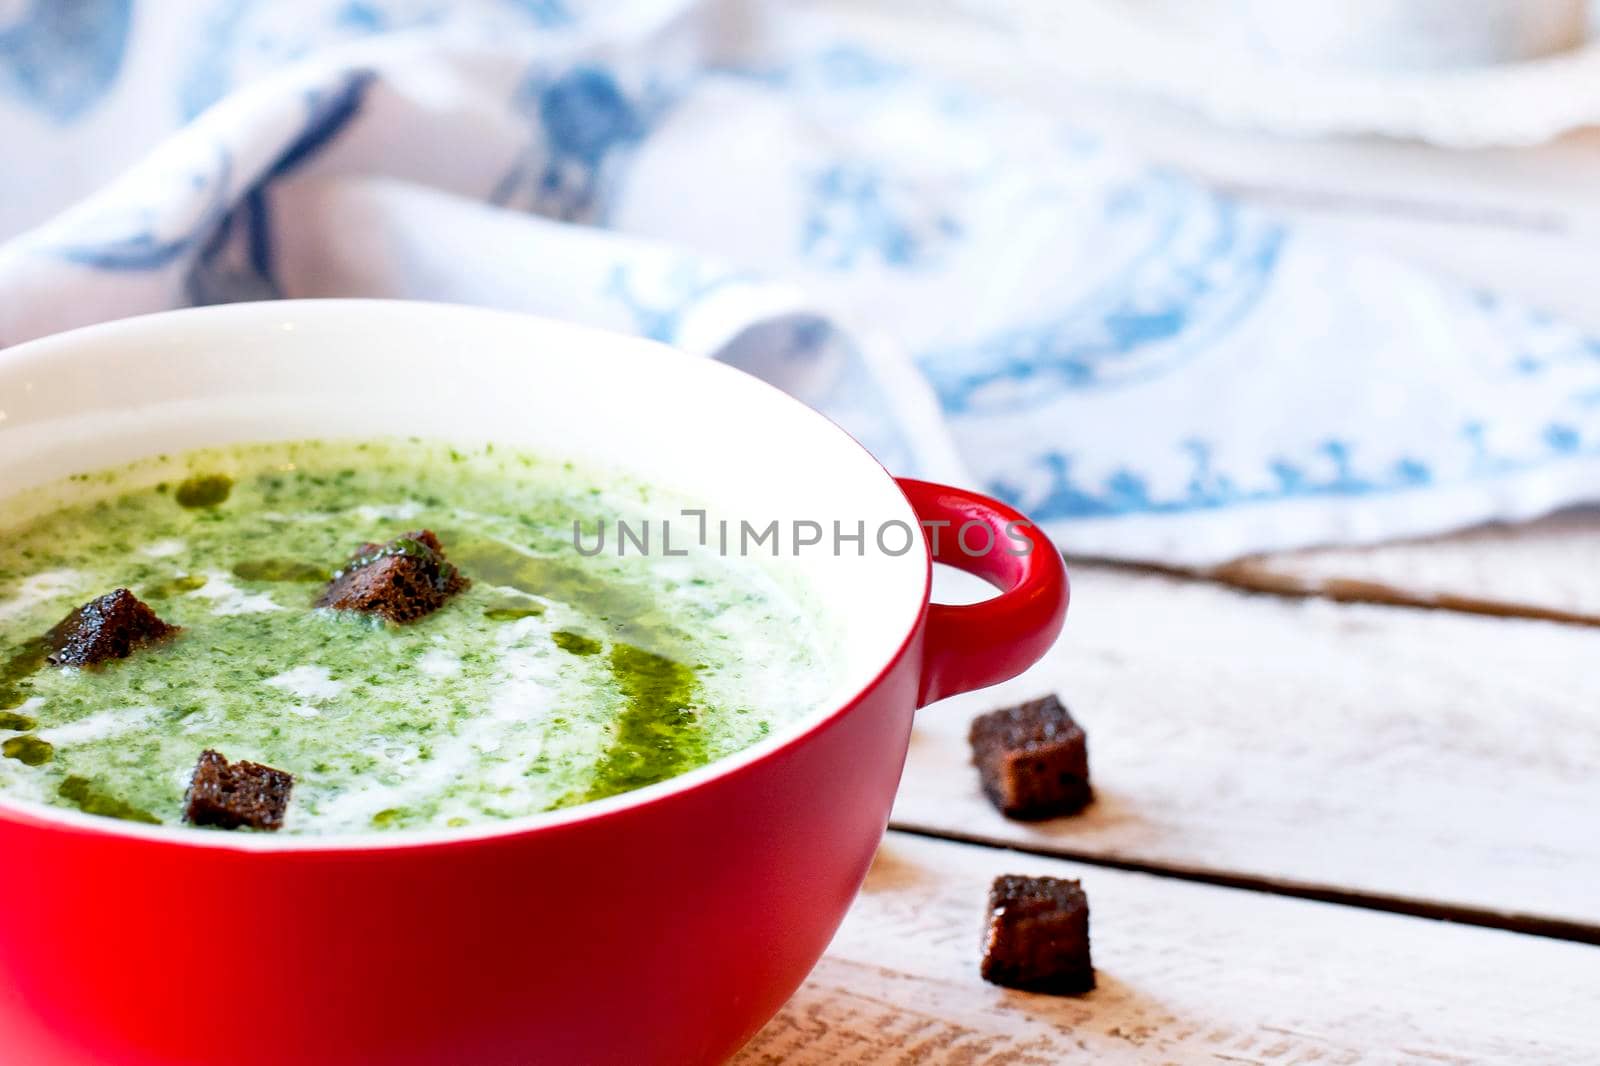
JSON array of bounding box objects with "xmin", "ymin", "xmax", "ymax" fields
[
  {"xmin": 981, "ymin": 875, "xmax": 1094, "ymax": 995},
  {"xmin": 46, "ymin": 589, "xmax": 179, "ymax": 667},
  {"xmin": 315, "ymin": 529, "xmax": 468, "ymax": 624},
  {"xmin": 183, "ymin": 750, "xmax": 294, "ymax": 831},
  {"xmin": 969, "ymin": 695, "xmax": 1091, "ymax": 820}
]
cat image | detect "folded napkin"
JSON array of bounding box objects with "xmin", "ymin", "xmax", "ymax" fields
[{"xmin": 2, "ymin": 0, "xmax": 1597, "ymax": 564}]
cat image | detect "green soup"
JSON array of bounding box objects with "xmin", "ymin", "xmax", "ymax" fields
[{"xmin": 0, "ymin": 440, "xmax": 837, "ymax": 835}]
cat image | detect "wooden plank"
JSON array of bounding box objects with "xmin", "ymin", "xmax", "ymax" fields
[
  {"xmin": 1202, "ymin": 509, "xmax": 1600, "ymax": 626},
  {"xmin": 737, "ymin": 832, "xmax": 1600, "ymax": 1064},
  {"xmin": 891, "ymin": 565, "xmax": 1600, "ymax": 932}
]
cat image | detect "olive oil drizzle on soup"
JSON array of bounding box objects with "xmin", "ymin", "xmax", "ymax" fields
[{"xmin": 0, "ymin": 441, "xmax": 836, "ymax": 835}]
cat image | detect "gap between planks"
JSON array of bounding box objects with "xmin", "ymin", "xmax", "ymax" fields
[
  {"xmin": 1097, "ymin": 509, "xmax": 1600, "ymax": 629},
  {"xmin": 886, "ymin": 823, "xmax": 1600, "ymax": 948},
  {"xmin": 1091, "ymin": 557, "xmax": 1600, "ymax": 631}
]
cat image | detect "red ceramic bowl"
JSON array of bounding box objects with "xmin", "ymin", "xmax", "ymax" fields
[{"xmin": 0, "ymin": 301, "xmax": 1067, "ymax": 1065}]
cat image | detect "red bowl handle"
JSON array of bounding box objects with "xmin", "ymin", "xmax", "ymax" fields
[{"xmin": 898, "ymin": 478, "xmax": 1070, "ymax": 708}]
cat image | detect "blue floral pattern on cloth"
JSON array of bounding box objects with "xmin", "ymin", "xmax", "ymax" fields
[
  {"xmin": 494, "ymin": 65, "xmax": 660, "ymax": 222},
  {"xmin": 604, "ymin": 259, "xmax": 754, "ymax": 343},
  {"xmin": 37, "ymin": 69, "xmax": 374, "ymax": 288},
  {"xmin": 49, "ymin": 145, "xmax": 235, "ymax": 270},
  {"xmin": 179, "ymin": 0, "xmax": 573, "ymax": 119},
  {"xmin": 3, "ymin": 2, "xmax": 1600, "ymax": 564},
  {"xmin": 919, "ymin": 174, "xmax": 1285, "ymax": 413},
  {"xmin": 802, "ymin": 162, "xmax": 962, "ymax": 271},
  {"xmin": 0, "ymin": 0, "xmax": 131, "ymax": 122},
  {"xmin": 188, "ymin": 70, "xmax": 377, "ymax": 304},
  {"xmin": 998, "ymin": 439, "xmax": 1435, "ymax": 523},
  {"xmin": 997, "ymin": 419, "xmax": 1600, "ymax": 525}
]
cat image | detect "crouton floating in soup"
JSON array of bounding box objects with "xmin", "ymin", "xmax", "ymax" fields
[
  {"xmin": 46, "ymin": 589, "xmax": 178, "ymax": 668},
  {"xmin": 316, "ymin": 530, "xmax": 468, "ymax": 624},
  {"xmin": 183, "ymin": 749, "xmax": 294, "ymax": 831}
]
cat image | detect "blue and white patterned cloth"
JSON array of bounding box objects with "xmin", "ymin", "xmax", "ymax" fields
[{"xmin": 2, "ymin": 0, "xmax": 1598, "ymax": 564}]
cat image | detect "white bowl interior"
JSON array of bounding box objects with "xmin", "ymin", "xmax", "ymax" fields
[{"xmin": 0, "ymin": 300, "xmax": 929, "ymax": 845}]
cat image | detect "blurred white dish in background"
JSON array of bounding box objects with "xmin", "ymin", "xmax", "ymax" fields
[
  {"xmin": 967, "ymin": 0, "xmax": 1600, "ymax": 146},
  {"xmin": 1239, "ymin": 0, "xmax": 1588, "ymax": 70}
]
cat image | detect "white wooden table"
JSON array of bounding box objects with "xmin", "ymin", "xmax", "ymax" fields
[
  {"xmin": 734, "ymin": 539, "xmax": 1600, "ymax": 1064},
  {"xmin": 736, "ymin": 7, "xmax": 1600, "ymax": 1061}
]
